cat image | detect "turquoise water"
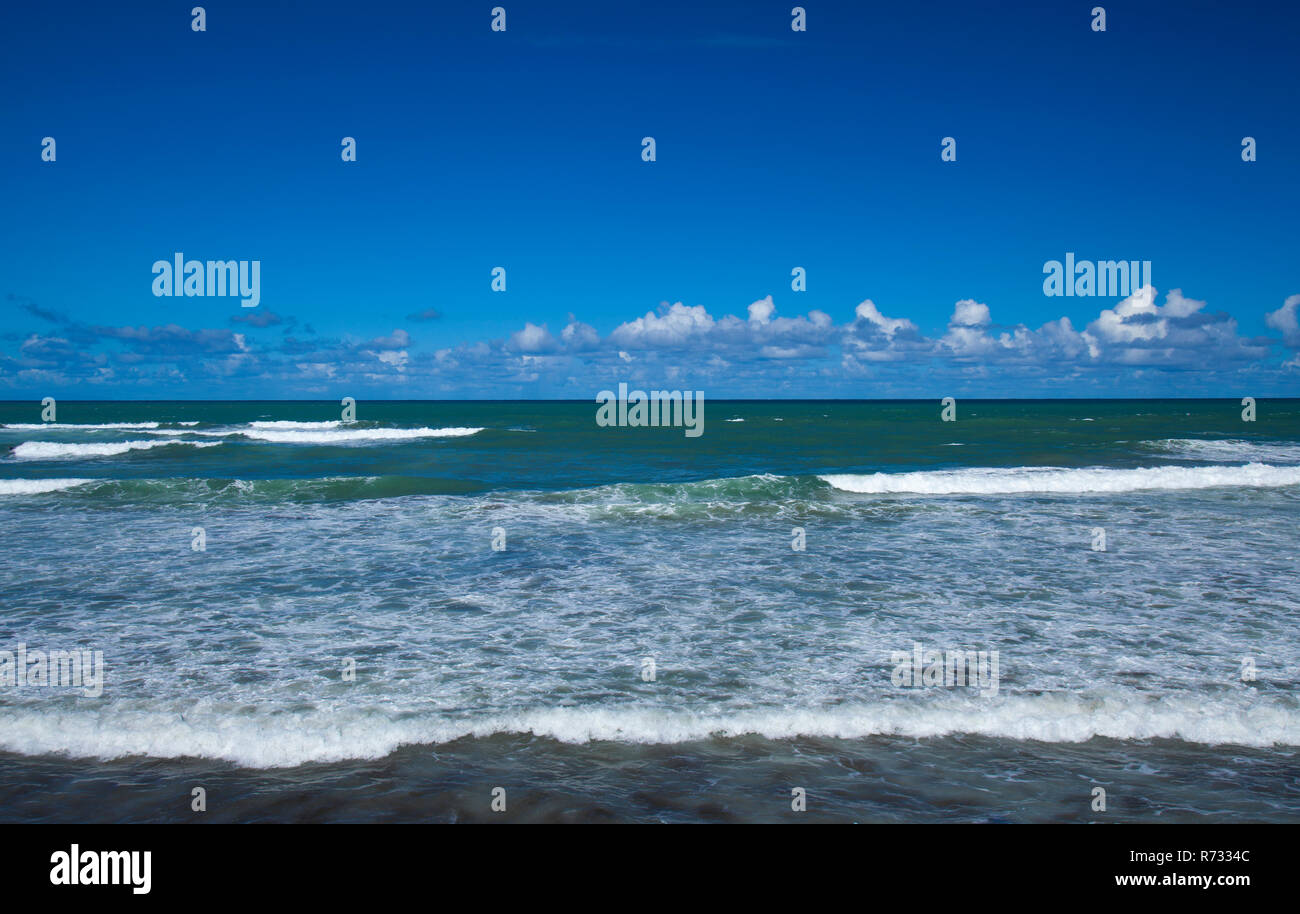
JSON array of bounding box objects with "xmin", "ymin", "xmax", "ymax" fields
[
  {"xmin": 6, "ymin": 399, "xmax": 1300, "ymax": 495},
  {"xmin": 1, "ymin": 399, "xmax": 1298, "ymax": 821}
]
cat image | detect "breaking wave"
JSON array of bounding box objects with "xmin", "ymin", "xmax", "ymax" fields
[
  {"xmin": 820, "ymin": 463, "xmax": 1300, "ymax": 495},
  {"xmin": 237, "ymin": 426, "xmax": 483, "ymax": 444},
  {"xmin": 0, "ymin": 478, "xmax": 93, "ymax": 495},
  {"xmin": 9, "ymin": 440, "xmax": 221, "ymax": 460},
  {"xmin": 0, "ymin": 692, "xmax": 1294, "ymax": 767},
  {"xmin": 1146, "ymin": 438, "xmax": 1300, "ymax": 464}
]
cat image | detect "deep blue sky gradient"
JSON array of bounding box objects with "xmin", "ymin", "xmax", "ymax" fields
[{"xmin": 2, "ymin": 1, "xmax": 1298, "ymax": 397}]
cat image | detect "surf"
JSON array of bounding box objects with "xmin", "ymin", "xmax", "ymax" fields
[
  {"xmin": 1, "ymin": 691, "xmax": 1296, "ymax": 768},
  {"xmin": 819, "ymin": 463, "xmax": 1300, "ymax": 495},
  {"xmin": 8, "ymin": 440, "xmax": 221, "ymax": 460}
]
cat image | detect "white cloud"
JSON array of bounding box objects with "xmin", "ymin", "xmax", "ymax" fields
[
  {"xmin": 509, "ymin": 322, "xmax": 558, "ymax": 353},
  {"xmin": 6, "ymin": 287, "xmax": 1286, "ymax": 397},
  {"xmin": 949, "ymin": 299, "xmax": 991, "ymax": 327},
  {"xmin": 1089, "ymin": 286, "xmax": 1167, "ymax": 343},
  {"xmin": 748, "ymin": 295, "xmax": 776, "ymax": 324},
  {"xmin": 376, "ymin": 349, "xmax": 408, "ymax": 370},
  {"xmin": 368, "ymin": 329, "xmax": 410, "ymax": 349},
  {"xmin": 854, "ymin": 299, "xmax": 916, "ymax": 336},
  {"xmin": 561, "ymin": 317, "xmax": 599, "ymax": 350},
  {"xmin": 609, "ymin": 302, "xmax": 715, "ymax": 347},
  {"xmin": 1266, "ymin": 293, "xmax": 1300, "ymax": 347}
]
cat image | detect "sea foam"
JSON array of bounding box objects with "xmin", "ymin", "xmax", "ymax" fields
[
  {"xmin": 0, "ymin": 692, "xmax": 1294, "ymax": 768},
  {"xmin": 1, "ymin": 422, "xmax": 161, "ymax": 430},
  {"xmin": 10, "ymin": 440, "xmax": 221, "ymax": 460},
  {"xmin": 0, "ymin": 478, "xmax": 93, "ymax": 495},
  {"xmin": 238, "ymin": 426, "xmax": 484, "ymax": 444},
  {"xmin": 1148, "ymin": 438, "xmax": 1300, "ymax": 464},
  {"xmin": 819, "ymin": 463, "xmax": 1300, "ymax": 495}
]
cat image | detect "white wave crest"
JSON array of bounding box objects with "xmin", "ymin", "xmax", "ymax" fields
[
  {"xmin": 1149, "ymin": 438, "xmax": 1300, "ymax": 464},
  {"xmin": 820, "ymin": 463, "xmax": 1300, "ymax": 495},
  {"xmin": 0, "ymin": 692, "xmax": 1294, "ymax": 767},
  {"xmin": 10, "ymin": 440, "xmax": 221, "ymax": 460},
  {"xmin": 240, "ymin": 427, "xmax": 483, "ymax": 444},
  {"xmin": 1, "ymin": 422, "xmax": 160, "ymax": 430},
  {"xmin": 0, "ymin": 478, "xmax": 93, "ymax": 495}
]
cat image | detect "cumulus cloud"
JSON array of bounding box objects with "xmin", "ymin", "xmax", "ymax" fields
[
  {"xmin": 1266, "ymin": 294, "xmax": 1300, "ymax": 347},
  {"xmin": 842, "ymin": 299, "xmax": 924, "ymax": 370},
  {"xmin": 1083, "ymin": 287, "xmax": 1266, "ymax": 367},
  {"xmin": 367, "ymin": 329, "xmax": 410, "ymax": 350},
  {"xmin": 89, "ymin": 323, "xmax": 252, "ymax": 357},
  {"xmin": 509, "ymin": 322, "xmax": 558, "ymax": 353},
  {"xmin": 561, "ymin": 314, "xmax": 600, "ymax": 350},
  {"xmin": 19, "ymin": 334, "xmax": 78, "ymax": 362},
  {"xmin": 950, "ymin": 299, "xmax": 991, "ymax": 327},
  {"xmin": 748, "ymin": 295, "xmax": 776, "ymax": 324},
  {"xmin": 3, "ymin": 286, "xmax": 1294, "ymax": 397},
  {"xmin": 609, "ymin": 303, "xmax": 715, "ymax": 348},
  {"xmin": 854, "ymin": 299, "xmax": 916, "ymax": 337},
  {"xmin": 376, "ymin": 349, "xmax": 408, "ymax": 370}
]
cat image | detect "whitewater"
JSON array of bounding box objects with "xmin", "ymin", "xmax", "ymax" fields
[{"xmin": 2, "ymin": 400, "xmax": 1298, "ymax": 821}]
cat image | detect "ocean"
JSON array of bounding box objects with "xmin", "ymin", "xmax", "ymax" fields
[{"xmin": 1, "ymin": 399, "xmax": 1298, "ymax": 822}]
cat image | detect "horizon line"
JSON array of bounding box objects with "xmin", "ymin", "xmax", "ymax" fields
[{"xmin": 2, "ymin": 397, "xmax": 1294, "ymax": 404}]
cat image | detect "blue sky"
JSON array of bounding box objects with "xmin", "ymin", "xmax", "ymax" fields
[{"xmin": 2, "ymin": 0, "xmax": 1298, "ymax": 398}]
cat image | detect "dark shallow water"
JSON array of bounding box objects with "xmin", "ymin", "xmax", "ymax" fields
[{"xmin": 3, "ymin": 734, "xmax": 1298, "ymax": 823}]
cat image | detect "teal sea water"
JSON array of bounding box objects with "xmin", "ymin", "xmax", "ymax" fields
[{"xmin": 1, "ymin": 399, "xmax": 1298, "ymax": 822}]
